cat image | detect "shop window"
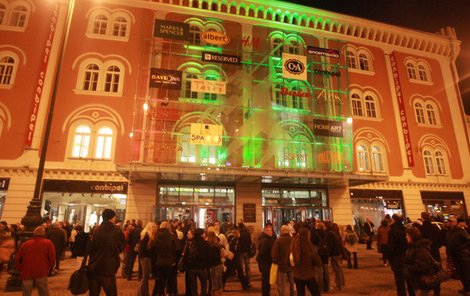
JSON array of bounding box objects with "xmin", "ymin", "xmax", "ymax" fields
[
  {"xmin": 405, "ymin": 58, "xmax": 432, "ymax": 84},
  {"xmin": 413, "ymin": 97, "xmax": 440, "ymax": 126},
  {"xmin": 75, "ymin": 59, "xmax": 124, "ymax": 96},
  {"xmin": 87, "ymin": 9, "xmax": 131, "ymax": 41},
  {"xmin": 350, "ymin": 90, "xmax": 380, "ymax": 119},
  {"xmin": 422, "ymin": 148, "xmax": 448, "ymax": 176},
  {"xmin": 346, "ymin": 47, "xmax": 374, "ymax": 73},
  {"xmin": 69, "ymin": 124, "xmax": 115, "ymax": 160},
  {"xmin": 71, "ymin": 125, "xmax": 91, "ymax": 158},
  {"xmin": 0, "ymin": 54, "xmax": 16, "ymax": 86}
]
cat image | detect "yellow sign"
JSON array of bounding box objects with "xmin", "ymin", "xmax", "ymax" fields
[
  {"xmin": 190, "ymin": 123, "xmax": 223, "ymax": 146},
  {"xmin": 200, "ymin": 31, "xmax": 230, "ymax": 46}
]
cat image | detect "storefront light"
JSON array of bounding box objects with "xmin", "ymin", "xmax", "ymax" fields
[
  {"xmin": 143, "ymin": 102, "xmax": 149, "ymax": 111},
  {"xmin": 347, "ymin": 117, "xmax": 353, "ymax": 124},
  {"xmin": 129, "ymin": 132, "xmax": 134, "ymax": 138}
]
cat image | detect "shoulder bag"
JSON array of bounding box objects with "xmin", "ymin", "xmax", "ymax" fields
[{"xmin": 68, "ymin": 255, "xmax": 89, "ymax": 294}]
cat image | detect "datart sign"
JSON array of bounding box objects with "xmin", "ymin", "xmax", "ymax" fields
[
  {"xmin": 282, "ymin": 53, "xmax": 307, "ymax": 81},
  {"xmin": 202, "ymin": 52, "xmax": 240, "ymax": 65},
  {"xmin": 149, "ymin": 68, "xmax": 182, "ymax": 89},
  {"xmin": 308, "ymin": 46, "xmax": 340, "ymax": 58},
  {"xmin": 200, "ymin": 31, "xmax": 230, "ymax": 45},
  {"xmin": 390, "ymin": 53, "xmax": 414, "ymax": 167},
  {"xmin": 191, "ymin": 79, "xmax": 226, "ymax": 94},
  {"xmin": 190, "ymin": 123, "xmax": 223, "ymax": 146},
  {"xmin": 154, "ymin": 20, "xmax": 189, "ymax": 40},
  {"xmin": 312, "ymin": 119, "xmax": 343, "ymax": 137}
]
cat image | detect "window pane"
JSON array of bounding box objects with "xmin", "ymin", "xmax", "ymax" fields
[
  {"xmin": 414, "ymin": 103, "xmax": 425, "ymax": 124},
  {"xmin": 423, "ymin": 150, "xmax": 434, "ymax": 175},
  {"xmin": 9, "ymin": 6, "xmax": 28, "ymax": 27},
  {"xmin": 351, "ymin": 94, "xmax": 363, "ymax": 116},
  {"xmin": 407, "ymin": 63, "xmax": 417, "ymax": 79},
  {"xmin": 435, "ymin": 151, "xmax": 446, "ymax": 175},
  {"xmin": 372, "ymin": 146, "xmax": 384, "ymax": 172},
  {"xmin": 359, "ymin": 54, "xmax": 369, "ymax": 71},
  {"xmin": 347, "ymin": 51, "xmax": 357, "ymax": 69},
  {"xmin": 104, "ymin": 66, "xmax": 120, "ymax": 92},
  {"xmin": 365, "ymin": 96, "xmax": 377, "ymax": 118},
  {"xmin": 0, "ymin": 56, "xmax": 15, "ymax": 85},
  {"xmin": 112, "ymin": 16, "xmax": 127, "ymax": 37},
  {"xmin": 426, "ymin": 104, "xmax": 437, "ymax": 125},
  {"xmin": 418, "ymin": 65, "xmax": 428, "ymax": 81},
  {"xmin": 71, "ymin": 126, "xmax": 91, "ymax": 158},
  {"xmin": 83, "ymin": 64, "xmax": 100, "ymax": 91},
  {"xmin": 357, "ymin": 145, "xmax": 370, "ymax": 171},
  {"xmin": 93, "ymin": 15, "xmax": 108, "ymax": 35}
]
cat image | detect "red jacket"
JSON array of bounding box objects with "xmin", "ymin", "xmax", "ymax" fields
[{"xmin": 15, "ymin": 237, "xmax": 56, "ymax": 280}]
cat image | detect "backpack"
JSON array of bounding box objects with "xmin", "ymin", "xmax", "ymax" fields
[{"xmin": 347, "ymin": 233, "xmax": 355, "ymax": 245}]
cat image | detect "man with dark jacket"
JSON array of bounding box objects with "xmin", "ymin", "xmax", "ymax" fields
[
  {"xmin": 88, "ymin": 209, "xmax": 126, "ymax": 296},
  {"xmin": 325, "ymin": 222, "xmax": 344, "ymax": 291},
  {"xmin": 238, "ymin": 222, "xmax": 252, "ymax": 284},
  {"xmin": 152, "ymin": 221, "xmax": 180, "ymax": 296},
  {"xmin": 364, "ymin": 218, "xmax": 375, "ymax": 250},
  {"xmin": 47, "ymin": 222, "xmax": 66, "ymax": 273},
  {"xmin": 387, "ymin": 214, "xmax": 412, "ymax": 296},
  {"xmin": 15, "ymin": 226, "xmax": 55, "ymax": 296},
  {"xmin": 257, "ymin": 224, "xmax": 275, "ymax": 296},
  {"xmin": 126, "ymin": 219, "xmax": 143, "ymax": 280},
  {"xmin": 271, "ymin": 225, "xmax": 294, "ymax": 296},
  {"xmin": 418, "ymin": 212, "xmax": 442, "ymax": 262},
  {"xmin": 186, "ymin": 228, "xmax": 210, "ymax": 296},
  {"xmin": 446, "ymin": 217, "xmax": 470, "ymax": 295}
]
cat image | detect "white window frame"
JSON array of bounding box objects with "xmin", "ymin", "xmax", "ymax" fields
[
  {"xmin": 422, "ymin": 147, "xmax": 448, "ymax": 177},
  {"xmin": 67, "ymin": 121, "xmax": 116, "ymax": 161},
  {"xmin": 74, "ymin": 58, "xmax": 125, "ymax": 97},
  {"xmin": 0, "ymin": 0, "xmax": 32, "ymax": 31},
  {"xmin": 346, "ymin": 46, "xmax": 374, "ymax": 75},
  {"xmin": 405, "ymin": 58, "xmax": 433, "ymax": 85},
  {"xmin": 350, "ymin": 90, "xmax": 381, "ymax": 120},
  {"xmin": 0, "ymin": 51, "xmax": 19, "ymax": 88},
  {"xmin": 178, "ymin": 63, "xmax": 226, "ymax": 103},
  {"xmin": 356, "ymin": 141, "xmax": 388, "ymax": 174},
  {"xmin": 86, "ymin": 9, "xmax": 131, "ymax": 41},
  {"xmin": 413, "ymin": 97, "xmax": 441, "ymax": 127}
]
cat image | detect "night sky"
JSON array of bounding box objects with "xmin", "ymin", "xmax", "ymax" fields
[{"xmin": 283, "ymin": 0, "xmax": 470, "ymax": 114}]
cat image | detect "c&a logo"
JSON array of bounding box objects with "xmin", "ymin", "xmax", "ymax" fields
[
  {"xmin": 282, "ymin": 53, "xmax": 307, "ymax": 81},
  {"xmin": 285, "ymin": 59, "xmax": 305, "ymax": 75}
]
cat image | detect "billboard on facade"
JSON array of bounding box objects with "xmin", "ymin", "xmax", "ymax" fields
[
  {"xmin": 282, "ymin": 53, "xmax": 307, "ymax": 81},
  {"xmin": 202, "ymin": 52, "xmax": 241, "ymax": 65},
  {"xmin": 307, "ymin": 46, "xmax": 340, "ymax": 58},
  {"xmin": 149, "ymin": 68, "xmax": 182, "ymax": 89},
  {"xmin": 312, "ymin": 119, "xmax": 344, "ymax": 137},
  {"xmin": 190, "ymin": 123, "xmax": 223, "ymax": 146},
  {"xmin": 191, "ymin": 79, "xmax": 226, "ymax": 94},
  {"xmin": 154, "ymin": 20, "xmax": 189, "ymax": 40}
]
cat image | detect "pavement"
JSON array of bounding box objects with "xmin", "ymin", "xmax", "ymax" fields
[{"xmin": 0, "ymin": 244, "xmax": 462, "ymax": 296}]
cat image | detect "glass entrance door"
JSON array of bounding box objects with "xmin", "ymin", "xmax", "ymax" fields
[{"xmin": 263, "ymin": 206, "xmax": 332, "ymax": 234}]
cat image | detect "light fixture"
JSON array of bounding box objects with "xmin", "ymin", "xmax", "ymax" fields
[
  {"xmin": 347, "ymin": 117, "xmax": 353, "ymax": 124},
  {"xmin": 143, "ymin": 102, "xmax": 149, "ymax": 111}
]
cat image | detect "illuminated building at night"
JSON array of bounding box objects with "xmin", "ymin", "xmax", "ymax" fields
[{"xmin": 0, "ymin": 0, "xmax": 469, "ymax": 232}]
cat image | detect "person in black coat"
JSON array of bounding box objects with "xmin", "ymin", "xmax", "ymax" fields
[
  {"xmin": 237, "ymin": 223, "xmax": 252, "ymax": 284},
  {"xmin": 418, "ymin": 212, "xmax": 442, "ymax": 262},
  {"xmin": 445, "ymin": 217, "xmax": 470, "ymax": 295},
  {"xmin": 256, "ymin": 224, "xmax": 276, "ymax": 296},
  {"xmin": 87, "ymin": 209, "xmax": 126, "ymax": 296},
  {"xmin": 387, "ymin": 214, "xmax": 414, "ymax": 296},
  {"xmin": 152, "ymin": 221, "xmax": 179, "ymax": 296},
  {"xmin": 73, "ymin": 225, "xmax": 90, "ymax": 257},
  {"xmin": 47, "ymin": 222, "xmax": 66, "ymax": 272},
  {"xmin": 126, "ymin": 219, "xmax": 143, "ymax": 280},
  {"xmin": 184, "ymin": 228, "xmax": 209, "ymax": 296},
  {"xmin": 363, "ymin": 218, "xmax": 375, "ymax": 250}
]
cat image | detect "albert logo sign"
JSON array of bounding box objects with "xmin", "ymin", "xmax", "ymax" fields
[
  {"xmin": 200, "ymin": 31, "xmax": 230, "ymax": 46},
  {"xmin": 282, "ymin": 53, "xmax": 307, "ymax": 80}
]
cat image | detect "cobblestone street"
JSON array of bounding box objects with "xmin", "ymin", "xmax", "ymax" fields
[{"xmin": 0, "ymin": 244, "xmax": 462, "ymax": 296}]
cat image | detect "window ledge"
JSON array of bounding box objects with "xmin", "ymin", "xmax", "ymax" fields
[
  {"xmin": 0, "ymin": 84, "xmax": 14, "ymax": 89},
  {"xmin": 0, "ymin": 25, "xmax": 26, "ymax": 32},
  {"xmin": 409, "ymin": 79, "xmax": 433, "ymax": 86},
  {"xmin": 68, "ymin": 157, "xmax": 112, "ymax": 162},
  {"xmin": 351, "ymin": 116, "xmax": 383, "ymax": 122},
  {"xmin": 73, "ymin": 89, "xmax": 123, "ymax": 97},
  {"xmin": 417, "ymin": 123, "xmax": 442, "ymax": 128},
  {"xmin": 85, "ymin": 32, "xmax": 129, "ymax": 42},
  {"xmin": 348, "ymin": 68, "xmax": 375, "ymax": 76}
]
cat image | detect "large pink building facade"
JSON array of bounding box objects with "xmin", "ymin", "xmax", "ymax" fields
[{"xmin": 1, "ymin": 0, "xmax": 469, "ymax": 232}]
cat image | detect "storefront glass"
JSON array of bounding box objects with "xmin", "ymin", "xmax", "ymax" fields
[
  {"xmin": 421, "ymin": 191, "xmax": 467, "ymax": 220},
  {"xmin": 156, "ymin": 184, "xmax": 235, "ymax": 228},
  {"xmin": 261, "ymin": 187, "xmax": 330, "ymax": 233}
]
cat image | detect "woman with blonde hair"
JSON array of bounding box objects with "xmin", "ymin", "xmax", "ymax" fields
[{"xmin": 137, "ymin": 222, "xmax": 157, "ymax": 296}]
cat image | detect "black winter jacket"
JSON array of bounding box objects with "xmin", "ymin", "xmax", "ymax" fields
[
  {"xmin": 387, "ymin": 222, "xmax": 407, "ymax": 270},
  {"xmin": 153, "ymin": 228, "xmax": 179, "ymax": 266},
  {"xmin": 404, "ymin": 239, "xmax": 437, "ymax": 290},
  {"xmin": 88, "ymin": 221, "xmax": 125, "ymax": 276}
]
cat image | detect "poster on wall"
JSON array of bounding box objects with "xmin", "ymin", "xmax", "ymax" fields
[
  {"xmin": 243, "ymin": 203, "xmax": 256, "ymax": 223},
  {"xmin": 154, "ymin": 19, "xmax": 189, "ymax": 40},
  {"xmin": 190, "ymin": 123, "xmax": 223, "ymax": 146},
  {"xmin": 191, "ymin": 79, "xmax": 226, "ymax": 94},
  {"xmin": 282, "ymin": 53, "xmax": 307, "ymax": 81},
  {"xmin": 149, "ymin": 68, "xmax": 182, "ymax": 89}
]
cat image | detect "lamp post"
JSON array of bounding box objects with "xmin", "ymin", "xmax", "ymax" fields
[{"xmin": 20, "ymin": 0, "xmax": 76, "ymax": 233}]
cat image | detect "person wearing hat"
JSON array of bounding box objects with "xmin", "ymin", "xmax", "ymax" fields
[
  {"xmin": 15, "ymin": 226, "xmax": 56, "ymax": 296},
  {"xmin": 87, "ymin": 209, "xmax": 125, "ymax": 296},
  {"xmin": 445, "ymin": 216, "xmax": 470, "ymax": 295}
]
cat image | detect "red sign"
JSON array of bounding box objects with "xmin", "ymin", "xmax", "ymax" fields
[
  {"xmin": 25, "ymin": 4, "xmax": 59, "ymax": 147},
  {"xmin": 241, "ymin": 35, "xmax": 260, "ymax": 49},
  {"xmin": 390, "ymin": 53, "xmax": 414, "ymax": 167},
  {"xmin": 280, "ymin": 87, "xmax": 310, "ymax": 98}
]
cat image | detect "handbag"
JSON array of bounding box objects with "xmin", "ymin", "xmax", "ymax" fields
[
  {"xmin": 68, "ymin": 255, "xmax": 89, "ymax": 294},
  {"xmin": 249, "ymin": 243, "xmax": 256, "ymax": 258},
  {"xmin": 269, "ymin": 263, "xmax": 278, "ymax": 285},
  {"xmin": 178, "ymin": 243, "xmax": 188, "ymax": 272},
  {"xmin": 419, "ymin": 250, "xmax": 450, "ymax": 288}
]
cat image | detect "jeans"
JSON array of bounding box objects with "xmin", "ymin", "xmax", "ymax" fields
[
  {"xmin": 188, "ymin": 269, "xmax": 208, "ymax": 296},
  {"xmin": 126, "ymin": 250, "xmax": 142, "ymax": 280},
  {"xmin": 239, "ymin": 252, "xmax": 251, "ymax": 283},
  {"xmin": 347, "ymin": 252, "xmax": 358, "ymax": 269},
  {"xmin": 277, "ymin": 270, "xmax": 295, "ymax": 296},
  {"xmin": 222, "ymin": 259, "xmax": 249, "ymax": 289},
  {"xmin": 391, "ymin": 264, "xmax": 407, "ymax": 296},
  {"xmin": 153, "ymin": 265, "xmax": 177, "ymax": 296},
  {"xmin": 261, "ymin": 270, "xmax": 271, "ymax": 296},
  {"xmin": 330, "ymin": 255, "xmax": 345, "ymax": 290},
  {"xmin": 316, "ymin": 263, "xmax": 330, "ymax": 292},
  {"xmin": 294, "ymin": 277, "xmax": 321, "ymax": 296},
  {"xmin": 209, "ymin": 264, "xmax": 224, "ymax": 291},
  {"xmin": 380, "ymin": 244, "xmax": 389, "ymax": 264},
  {"xmin": 138, "ymin": 257, "xmax": 151, "ymax": 296},
  {"xmin": 22, "ymin": 277, "xmax": 49, "ymax": 296},
  {"xmin": 88, "ymin": 274, "xmax": 118, "ymax": 296}
]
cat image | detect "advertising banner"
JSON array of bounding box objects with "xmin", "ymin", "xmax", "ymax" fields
[
  {"xmin": 282, "ymin": 53, "xmax": 307, "ymax": 81},
  {"xmin": 202, "ymin": 52, "xmax": 240, "ymax": 65},
  {"xmin": 312, "ymin": 119, "xmax": 343, "ymax": 137},
  {"xmin": 154, "ymin": 19, "xmax": 189, "ymax": 40},
  {"xmin": 390, "ymin": 52, "xmax": 414, "ymax": 167},
  {"xmin": 307, "ymin": 46, "xmax": 340, "ymax": 58},
  {"xmin": 200, "ymin": 31, "xmax": 230, "ymax": 45},
  {"xmin": 149, "ymin": 68, "xmax": 182, "ymax": 89},
  {"xmin": 190, "ymin": 123, "xmax": 223, "ymax": 146},
  {"xmin": 43, "ymin": 180, "xmax": 128, "ymax": 194},
  {"xmin": 191, "ymin": 79, "xmax": 226, "ymax": 94}
]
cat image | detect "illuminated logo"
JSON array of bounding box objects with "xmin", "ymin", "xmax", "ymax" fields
[
  {"xmin": 285, "ymin": 59, "xmax": 305, "ymax": 75},
  {"xmin": 200, "ymin": 31, "xmax": 230, "ymax": 46}
]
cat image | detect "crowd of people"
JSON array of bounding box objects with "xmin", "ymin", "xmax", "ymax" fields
[{"xmin": 0, "ymin": 210, "xmax": 469, "ymax": 296}]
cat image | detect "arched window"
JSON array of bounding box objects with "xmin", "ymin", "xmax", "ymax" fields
[
  {"xmin": 0, "ymin": 4, "xmax": 6, "ymax": 24},
  {"xmin": 273, "ymin": 82, "xmax": 286, "ymax": 106},
  {"xmin": 0, "ymin": 56, "xmax": 15, "ymax": 85},
  {"xmin": 71, "ymin": 125, "xmax": 91, "ymax": 158},
  {"xmin": 104, "ymin": 66, "xmax": 120, "ymax": 93},
  {"xmin": 183, "ymin": 70, "xmax": 200, "ymax": 99},
  {"xmin": 83, "ymin": 64, "xmax": 100, "ymax": 91},
  {"xmin": 414, "ymin": 102, "xmax": 425, "ymax": 124},
  {"xmin": 426, "ymin": 104, "xmax": 437, "ymax": 125},
  {"xmin": 271, "ymin": 37, "xmax": 284, "ymax": 56},
  {"xmin": 189, "ymin": 24, "xmax": 202, "ymax": 45},
  {"xmin": 9, "ymin": 5, "xmax": 27, "ymax": 27},
  {"xmin": 364, "ymin": 95, "xmax": 377, "ymax": 118},
  {"xmin": 358, "ymin": 53, "xmax": 369, "ymax": 71},
  {"xmin": 423, "ymin": 150, "xmax": 434, "ymax": 175},
  {"xmin": 435, "ymin": 151, "xmax": 446, "ymax": 175},
  {"xmin": 351, "ymin": 93, "xmax": 363, "ymax": 116},
  {"xmin": 346, "ymin": 50, "xmax": 356, "ymax": 69},
  {"xmin": 92, "ymin": 14, "xmax": 108, "ymax": 35},
  {"xmin": 371, "ymin": 145, "xmax": 384, "ymax": 172},
  {"xmin": 112, "ymin": 16, "xmax": 127, "ymax": 37},
  {"xmin": 357, "ymin": 145, "xmax": 370, "ymax": 172},
  {"xmin": 95, "ymin": 127, "xmax": 113, "ymax": 159},
  {"xmin": 418, "ymin": 64, "xmax": 428, "ymax": 81},
  {"xmin": 406, "ymin": 63, "xmax": 417, "ymax": 80}
]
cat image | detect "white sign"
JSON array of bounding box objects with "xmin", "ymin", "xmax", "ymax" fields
[
  {"xmin": 282, "ymin": 53, "xmax": 307, "ymax": 81},
  {"xmin": 190, "ymin": 123, "xmax": 223, "ymax": 146},
  {"xmin": 191, "ymin": 79, "xmax": 226, "ymax": 95}
]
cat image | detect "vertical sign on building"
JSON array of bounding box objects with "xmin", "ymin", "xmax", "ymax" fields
[
  {"xmin": 390, "ymin": 52, "xmax": 414, "ymax": 167},
  {"xmin": 25, "ymin": 4, "xmax": 59, "ymax": 147}
]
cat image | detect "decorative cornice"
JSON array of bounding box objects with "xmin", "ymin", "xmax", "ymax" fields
[
  {"xmin": 123, "ymin": 0, "xmax": 461, "ymax": 58},
  {"xmin": 356, "ymin": 180, "xmax": 470, "ymax": 191},
  {"xmin": 0, "ymin": 167, "xmax": 126, "ymax": 181}
]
